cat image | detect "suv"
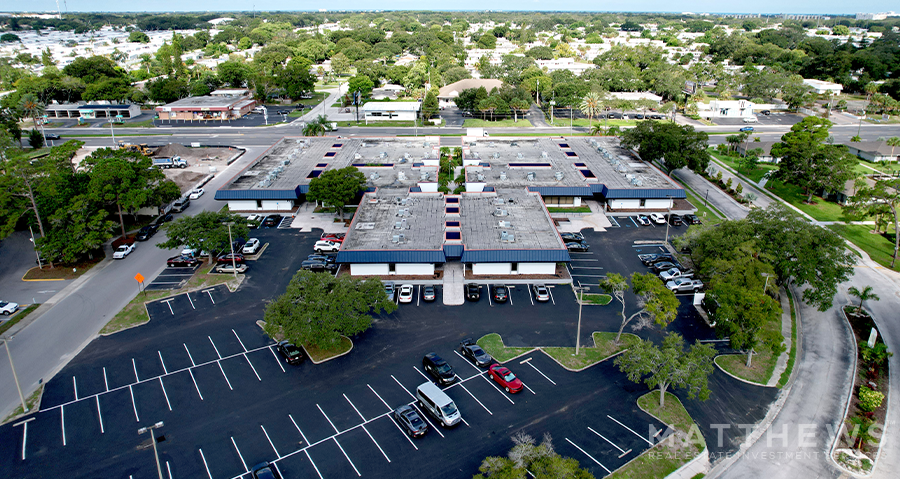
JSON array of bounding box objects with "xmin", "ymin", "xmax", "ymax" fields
[
  {"xmin": 682, "ymin": 214, "xmax": 702, "ymax": 225},
  {"xmin": 668, "ymin": 214, "xmax": 683, "ymax": 226},
  {"xmin": 492, "ymin": 285, "xmax": 509, "ymax": 303},
  {"xmin": 300, "ymin": 260, "xmax": 336, "ymax": 272},
  {"xmin": 422, "ymin": 353, "xmax": 457, "ymax": 385},
  {"xmin": 314, "ymin": 240, "xmax": 340, "ymax": 253},
  {"xmin": 466, "ymin": 283, "xmax": 481, "ymax": 301},
  {"xmin": 135, "ymin": 224, "xmax": 160, "ymax": 241},
  {"xmin": 171, "ymin": 197, "xmax": 190, "ymax": 213}
]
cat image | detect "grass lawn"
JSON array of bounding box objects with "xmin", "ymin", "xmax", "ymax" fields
[
  {"xmin": 829, "ymin": 224, "xmax": 900, "ymax": 271},
  {"xmin": 547, "ymin": 206, "xmax": 592, "ymax": 213},
  {"xmin": 856, "ymin": 158, "xmax": 900, "ymax": 175},
  {"xmin": 477, "ymin": 333, "xmax": 534, "ymax": 362},
  {"xmin": 716, "ymin": 308, "xmax": 783, "ymax": 385},
  {"xmin": 122, "ymin": 119, "xmax": 156, "ymax": 128},
  {"xmin": 0, "ymin": 304, "xmax": 40, "ymax": 336},
  {"xmin": 304, "ymin": 336, "xmax": 353, "ymax": 362},
  {"xmin": 336, "ymin": 120, "xmax": 424, "ymax": 127},
  {"xmin": 2, "ymin": 385, "xmax": 43, "ymax": 424},
  {"xmin": 293, "ymin": 92, "xmax": 327, "ymax": 107},
  {"xmin": 607, "ymin": 392, "xmax": 705, "ymax": 479},
  {"xmin": 581, "ymin": 293, "xmax": 612, "ymax": 305},
  {"xmin": 777, "ymin": 292, "xmax": 798, "ymax": 388},
  {"xmin": 100, "ymin": 263, "xmax": 240, "ymax": 335},
  {"xmin": 709, "ymin": 151, "xmax": 777, "ymax": 184},
  {"xmin": 680, "ymin": 181, "xmax": 724, "ymax": 220},
  {"xmin": 764, "ymin": 180, "xmax": 856, "ymax": 222},
  {"xmin": 463, "ymin": 119, "xmax": 533, "ymax": 128},
  {"xmin": 542, "ymin": 332, "xmax": 639, "ymax": 370},
  {"xmin": 23, "ymin": 255, "xmax": 104, "ymax": 280},
  {"xmin": 24, "ymin": 147, "xmax": 51, "ymax": 158}
]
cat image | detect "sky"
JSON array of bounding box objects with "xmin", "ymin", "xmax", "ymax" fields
[{"xmin": 7, "ymin": 1, "xmax": 898, "ymax": 15}]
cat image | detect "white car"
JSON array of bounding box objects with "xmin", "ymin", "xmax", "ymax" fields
[
  {"xmin": 398, "ymin": 284, "xmax": 414, "ymax": 303},
  {"xmin": 242, "ymin": 238, "xmax": 261, "ymax": 255},
  {"xmin": 314, "ymin": 240, "xmax": 340, "ymax": 253},
  {"xmin": 189, "ymin": 188, "xmax": 205, "ymax": 200},
  {"xmin": 113, "ymin": 243, "xmax": 136, "ymax": 259},
  {"xmin": 246, "ymin": 214, "xmax": 263, "ymax": 227},
  {"xmin": 0, "ymin": 300, "xmax": 19, "ymax": 316},
  {"xmin": 649, "ymin": 213, "xmax": 666, "ymax": 225},
  {"xmin": 215, "ymin": 263, "xmax": 249, "ymax": 274},
  {"xmin": 636, "ymin": 215, "xmax": 651, "ymax": 226},
  {"xmin": 181, "ymin": 245, "xmax": 209, "ymax": 257},
  {"xmin": 667, "ymin": 278, "xmax": 704, "ymax": 293},
  {"xmin": 660, "ymin": 268, "xmax": 693, "ymax": 281}
]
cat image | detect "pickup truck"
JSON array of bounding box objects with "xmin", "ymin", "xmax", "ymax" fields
[
  {"xmin": 667, "ymin": 278, "xmax": 704, "ymax": 293},
  {"xmin": 152, "ymin": 156, "xmax": 187, "ymax": 169},
  {"xmin": 659, "ymin": 268, "xmax": 694, "ymax": 281}
]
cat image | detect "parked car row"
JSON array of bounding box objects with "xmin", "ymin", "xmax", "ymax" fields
[
  {"xmin": 246, "ymin": 214, "xmax": 285, "ymax": 229},
  {"xmin": 637, "ymin": 252, "xmax": 704, "ymax": 292},
  {"xmin": 633, "ymin": 213, "xmax": 701, "ymax": 227}
]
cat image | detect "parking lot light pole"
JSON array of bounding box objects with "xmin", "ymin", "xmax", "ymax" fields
[
  {"xmin": 761, "ymin": 273, "xmax": 771, "ymax": 294},
  {"xmin": 138, "ymin": 421, "xmax": 165, "ymax": 479},
  {"xmin": 664, "ymin": 196, "xmax": 673, "ymax": 245},
  {"xmin": 574, "ymin": 286, "xmax": 586, "ymax": 355},
  {"xmin": 225, "ymin": 222, "xmax": 237, "ymax": 279},
  {"xmin": 0, "ymin": 337, "xmax": 28, "ymax": 414}
]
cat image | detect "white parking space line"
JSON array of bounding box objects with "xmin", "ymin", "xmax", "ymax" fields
[
  {"xmin": 413, "ymin": 366, "xmax": 431, "ymax": 382},
  {"xmin": 317, "ymin": 404, "xmax": 340, "ymax": 434},
  {"xmin": 367, "ymin": 384, "xmax": 392, "ymax": 412},
  {"xmin": 60, "ymin": 407, "xmax": 66, "ymax": 446},
  {"xmin": 269, "ymin": 346, "xmax": 286, "ymax": 373},
  {"xmin": 548, "ymin": 287, "xmax": 556, "ymax": 305},
  {"xmin": 608, "ymin": 415, "xmax": 654, "ymax": 445},
  {"xmin": 243, "ymin": 353, "xmax": 262, "ymax": 381},
  {"xmin": 565, "ymin": 438, "xmax": 611, "ymax": 474},
  {"xmin": 217, "ymin": 362, "xmax": 233, "ymax": 390},
  {"xmin": 14, "ymin": 418, "xmax": 33, "ymax": 460},
  {"xmin": 480, "ymin": 373, "xmax": 515, "ymax": 404},
  {"xmin": 209, "ymin": 336, "xmax": 222, "ymax": 359},
  {"xmin": 522, "ymin": 382, "xmax": 537, "ymax": 395},
  {"xmin": 628, "ymin": 216, "xmax": 639, "ymax": 227},
  {"xmin": 391, "ymin": 375, "xmax": 416, "ymax": 400},
  {"xmin": 129, "ymin": 385, "xmax": 140, "ymax": 421},
  {"xmin": 132, "ymin": 358, "xmax": 140, "ymax": 382},
  {"xmin": 588, "ymin": 426, "xmax": 632, "ymax": 457},
  {"xmin": 528, "ymin": 286, "xmax": 534, "ymax": 305},
  {"xmin": 186, "ymin": 292, "xmax": 195, "ymax": 310},
  {"xmin": 333, "ymin": 438, "xmax": 362, "ymax": 476},
  {"xmin": 508, "ymin": 286, "xmax": 514, "ymax": 306},
  {"xmin": 158, "ymin": 351, "xmax": 168, "ymax": 374},
  {"xmin": 453, "ymin": 350, "xmax": 514, "ymax": 404},
  {"xmin": 344, "ymin": 394, "xmax": 366, "ymax": 421},
  {"xmin": 161, "ymin": 298, "xmax": 175, "ymax": 315},
  {"xmin": 73, "ymin": 377, "xmax": 78, "ymax": 401},
  {"xmin": 458, "ymin": 382, "xmax": 492, "ymax": 415},
  {"xmin": 167, "ymin": 461, "xmax": 173, "ymax": 479},
  {"xmin": 188, "ymin": 369, "xmax": 204, "ymax": 400},
  {"xmin": 231, "ymin": 437, "xmax": 249, "ymax": 472},
  {"xmin": 571, "ymin": 274, "xmax": 607, "ymax": 279},
  {"xmin": 289, "ymin": 414, "xmax": 308, "ymax": 446},
  {"xmin": 261, "ymin": 425, "xmax": 281, "ymax": 459},
  {"xmin": 304, "ymin": 449, "xmax": 323, "ymax": 479},
  {"xmin": 570, "ymin": 258, "xmax": 600, "ymax": 261},
  {"xmin": 103, "ymin": 367, "xmax": 109, "ymax": 392},
  {"xmin": 363, "ymin": 423, "xmax": 391, "ymax": 462},
  {"xmin": 388, "ymin": 414, "xmax": 419, "ymax": 450},
  {"xmin": 572, "ymin": 266, "xmax": 606, "ymax": 270},
  {"xmin": 521, "ymin": 357, "xmax": 556, "ymax": 385},
  {"xmin": 391, "ymin": 376, "xmax": 445, "ymax": 438},
  {"xmin": 159, "ymin": 377, "xmax": 173, "ymax": 411},
  {"xmin": 184, "ymin": 344, "xmax": 196, "ymax": 366},
  {"xmin": 96, "ymin": 396, "xmax": 105, "ymax": 433},
  {"xmin": 233, "ymin": 329, "xmax": 248, "ymax": 352},
  {"xmin": 487, "ymin": 285, "xmax": 492, "ymax": 306},
  {"xmin": 202, "ymin": 289, "xmax": 215, "ymax": 304},
  {"xmin": 199, "ymin": 448, "xmax": 213, "ymax": 479},
  {"xmin": 417, "ymin": 285, "xmax": 420, "ymax": 307}
]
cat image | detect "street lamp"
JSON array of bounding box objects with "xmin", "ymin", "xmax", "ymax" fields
[
  {"xmin": 574, "ymin": 285, "xmax": 587, "ymax": 355},
  {"xmin": 225, "ymin": 222, "xmax": 237, "ymax": 279},
  {"xmin": 0, "ymin": 337, "xmax": 28, "ymax": 414},
  {"xmin": 761, "ymin": 273, "xmax": 771, "ymax": 294},
  {"xmin": 664, "ymin": 195, "xmax": 673, "ymax": 245},
  {"xmin": 138, "ymin": 421, "xmax": 165, "ymax": 479},
  {"xmin": 109, "ymin": 118, "xmax": 116, "ymax": 148},
  {"xmin": 549, "ymin": 100, "xmax": 556, "ymax": 125}
]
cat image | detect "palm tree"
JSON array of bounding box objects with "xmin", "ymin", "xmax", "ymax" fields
[
  {"xmin": 851, "ymin": 135, "xmax": 862, "ymax": 143},
  {"xmin": 865, "ymin": 82, "xmax": 878, "ymax": 101},
  {"xmin": 887, "ymin": 137, "xmax": 900, "ymax": 162},
  {"xmin": 848, "ymin": 285, "xmax": 880, "ymax": 315},
  {"xmin": 19, "ymin": 94, "xmax": 45, "ymax": 129},
  {"xmin": 580, "ymin": 91, "xmax": 603, "ymax": 129},
  {"xmin": 590, "ymin": 124, "xmax": 604, "ymax": 136},
  {"xmin": 303, "ymin": 115, "xmax": 329, "ymax": 137}
]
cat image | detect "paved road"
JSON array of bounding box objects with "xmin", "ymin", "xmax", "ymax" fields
[
  {"xmin": 0, "ymin": 231, "xmax": 72, "ymax": 306},
  {"xmin": 0, "ymin": 145, "xmax": 268, "ymax": 420}
]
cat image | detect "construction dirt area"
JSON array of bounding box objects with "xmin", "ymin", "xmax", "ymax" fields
[{"xmin": 154, "ymin": 143, "xmax": 242, "ymax": 193}]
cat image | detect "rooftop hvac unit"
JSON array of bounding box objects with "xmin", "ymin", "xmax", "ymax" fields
[
  {"xmin": 616, "ymin": 165, "xmax": 627, "ymax": 173},
  {"xmin": 397, "ymin": 171, "xmax": 407, "ymax": 181},
  {"xmin": 368, "ymin": 198, "xmax": 378, "ymax": 204},
  {"xmin": 420, "ymin": 172, "xmax": 430, "ymax": 181},
  {"xmin": 423, "ymin": 151, "xmax": 430, "ymax": 158},
  {"xmin": 499, "ymin": 171, "xmax": 508, "ymax": 180},
  {"xmin": 494, "ymin": 198, "xmax": 505, "ymax": 205},
  {"xmin": 498, "ymin": 220, "xmax": 511, "ymax": 228},
  {"xmin": 473, "ymin": 152, "xmax": 480, "ymax": 159},
  {"xmin": 631, "ymin": 177, "xmax": 643, "ymax": 186},
  {"xmin": 499, "ymin": 231, "xmax": 515, "ymax": 243},
  {"xmin": 391, "ymin": 235, "xmax": 400, "ymax": 243},
  {"xmin": 526, "ymin": 172, "xmax": 536, "ymax": 181},
  {"xmin": 517, "ymin": 152, "xmax": 524, "ymax": 159},
  {"xmin": 400, "ymin": 219, "xmax": 408, "ymax": 229},
  {"xmin": 489, "ymin": 142, "xmax": 495, "ymax": 147},
  {"xmin": 510, "ymin": 142, "xmax": 518, "ymax": 147},
  {"xmin": 541, "ymin": 151, "xmax": 548, "ymax": 159},
  {"xmin": 493, "ymin": 208, "xmax": 508, "ymax": 217},
  {"xmin": 397, "ymin": 208, "xmax": 410, "ymax": 217},
  {"xmin": 399, "ymin": 158, "xmax": 407, "ymax": 164},
  {"xmin": 394, "ymin": 221, "xmax": 403, "ymax": 229},
  {"xmin": 282, "ymin": 159, "xmax": 291, "ymax": 165},
  {"xmin": 625, "ymin": 174, "xmax": 634, "ymax": 180},
  {"xmin": 477, "ymin": 173, "xmax": 485, "ymax": 181},
  {"xmin": 370, "ymin": 172, "xmax": 380, "ymax": 180},
  {"xmin": 379, "ymin": 152, "xmax": 388, "ymax": 159},
  {"xmin": 404, "ymin": 153, "xmax": 411, "ymax": 159},
  {"xmin": 554, "ymin": 171, "xmax": 564, "ymax": 181},
  {"xmin": 399, "ymin": 233, "xmax": 406, "ymax": 242},
  {"xmin": 492, "ymin": 152, "xmax": 500, "ymax": 159},
  {"xmin": 405, "ymin": 142, "xmax": 412, "ymax": 148}
]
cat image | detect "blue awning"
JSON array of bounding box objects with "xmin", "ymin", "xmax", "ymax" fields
[
  {"xmin": 461, "ymin": 249, "xmax": 571, "ymax": 263},
  {"xmin": 336, "ymin": 250, "xmax": 446, "ymax": 264}
]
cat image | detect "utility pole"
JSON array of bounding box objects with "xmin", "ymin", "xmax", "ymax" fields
[
  {"xmin": 574, "ymin": 286, "xmax": 586, "ymax": 355},
  {"xmin": 1, "ymin": 338, "xmax": 28, "ymax": 414},
  {"xmin": 225, "ymin": 222, "xmax": 237, "ymax": 279},
  {"xmin": 138, "ymin": 421, "xmax": 165, "ymax": 479}
]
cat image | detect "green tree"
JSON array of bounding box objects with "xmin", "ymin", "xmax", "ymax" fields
[
  {"xmin": 615, "ymin": 332, "xmax": 716, "ymax": 407},
  {"xmin": 83, "ymin": 77, "xmax": 132, "ymax": 102},
  {"xmin": 832, "ymin": 25, "xmax": 850, "ymax": 36},
  {"xmin": 128, "ymin": 31, "xmax": 150, "ymax": 43},
  {"xmin": 887, "ymin": 137, "xmax": 900, "ymax": 160},
  {"xmin": 263, "ymin": 270, "xmax": 397, "ymax": 350},
  {"xmin": 347, "ymin": 75, "xmax": 375, "ymax": 99},
  {"xmin": 579, "ymin": 91, "xmax": 603, "ymax": 128},
  {"xmin": 330, "ymin": 52, "xmax": 350, "ymax": 76},
  {"xmin": 477, "ymin": 33, "xmax": 497, "ymax": 49},
  {"xmin": 84, "ymin": 148, "xmax": 178, "ymax": 238},
  {"xmin": 473, "ymin": 432, "xmax": 595, "ymax": 479},
  {"xmin": 41, "ymin": 194, "xmax": 115, "ymax": 264},
  {"xmin": 620, "ymin": 121, "xmax": 709, "ymax": 172},
  {"xmin": 302, "ymin": 115, "xmax": 330, "ymax": 137},
  {"xmin": 18, "ymin": 94, "xmax": 45, "ymax": 129},
  {"xmin": 1, "ymin": 33, "xmax": 21, "ymax": 43},
  {"xmin": 708, "ymin": 281, "xmax": 782, "ymax": 366},
  {"xmin": 422, "ymin": 89, "xmax": 439, "ymax": 120},
  {"xmin": 847, "ymin": 285, "xmax": 880, "ymax": 315},
  {"xmin": 771, "ymin": 117, "xmax": 857, "ymax": 204},
  {"xmin": 508, "ymin": 98, "xmax": 529, "ymax": 123},
  {"xmin": 27, "ymin": 129, "xmax": 44, "ymax": 149},
  {"xmin": 281, "ymin": 57, "xmax": 316, "ymax": 100},
  {"xmin": 306, "ymin": 166, "xmax": 366, "ymax": 220},
  {"xmin": 599, "ymin": 272, "xmax": 679, "ymax": 344},
  {"xmin": 146, "ymin": 77, "xmax": 188, "ymax": 104},
  {"xmin": 217, "ymin": 61, "xmax": 250, "ymax": 88},
  {"xmin": 157, "ymin": 211, "xmax": 249, "ymax": 258}
]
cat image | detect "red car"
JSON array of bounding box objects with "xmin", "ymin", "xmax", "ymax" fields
[
  {"xmin": 167, "ymin": 255, "xmax": 202, "ymax": 268},
  {"xmin": 488, "ymin": 364, "xmax": 523, "ymax": 394},
  {"xmin": 216, "ymin": 253, "xmax": 245, "ymax": 264},
  {"xmin": 320, "ymin": 233, "xmax": 345, "ymax": 243}
]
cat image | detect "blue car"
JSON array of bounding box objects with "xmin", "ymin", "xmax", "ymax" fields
[{"xmin": 739, "ymin": 126, "xmax": 754, "ymax": 132}]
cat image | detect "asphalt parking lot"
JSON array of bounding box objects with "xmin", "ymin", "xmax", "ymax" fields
[
  {"xmin": 711, "ymin": 112, "xmax": 802, "ymax": 127},
  {"xmin": 0, "ymin": 223, "xmax": 777, "ymax": 478}
]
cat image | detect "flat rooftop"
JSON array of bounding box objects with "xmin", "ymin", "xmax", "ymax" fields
[{"xmin": 160, "ymin": 95, "xmax": 251, "ymax": 109}]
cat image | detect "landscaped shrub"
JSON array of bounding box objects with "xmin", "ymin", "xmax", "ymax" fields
[
  {"xmin": 735, "ymin": 183, "xmax": 743, "ymax": 195},
  {"xmin": 858, "ymin": 386, "xmax": 884, "ymax": 412}
]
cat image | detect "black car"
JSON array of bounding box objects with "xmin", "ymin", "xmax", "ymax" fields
[
  {"xmin": 166, "ymin": 255, "xmax": 201, "ymax": 267},
  {"xmin": 251, "ymin": 462, "xmax": 281, "ymax": 479},
  {"xmin": 466, "ymin": 283, "xmax": 481, "ymax": 301},
  {"xmin": 560, "ymin": 232, "xmax": 585, "ymax": 242},
  {"xmin": 135, "ymin": 224, "xmax": 160, "ymax": 241},
  {"xmin": 651, "ymin": 261, "xmax": 681, "ymax": 273},
  {"xmin": 276, "ymin": 340, "xmax": 304, "ymax": 365},
  {"xmin": 639, "ymin": 253, "xmax": 676, "ymax": 265},
  {"xmin": 458, "ymin": 339, "xmax": 492, "ymax": 367},
  {"xmin": 300, "ymin": 260, "xmax": 337, "ymax": 272},
  {"xmin": 263, "ymin": 214, "xmax": 282, "ymax": 227},
  {"xmin": 423, "ymin": 352, "xmax": 457, "ymax": 385},
  {"xmin": 154, "ymin": 213, "xmax": 174, "ymax": 225},
  {"xmin": 45, "ymin": 133, "xmax": 61, "ymax": 140},
  {"xmin": 492, "ymin": 285, "xmax": 509, "ymax": 303},
  {"xmin": 683, "ymin": 214, "xmax": 702, "ymax": 225},
  {"xmin": 566, "ymin": 241, "xmax": 590, "ymax": 252},
  {"xmin": 760, "ymin": 110, "xmax": 771, "ymax": 115},
  {"xmin": 668, "ymin": 214, "xmax": 683, "ymax": 226},
  {"xmin": 393, "ymin": 405, "xmax": 428, "ymax": 438},
  {"xmin": 307, "ymin": 254, "xmax": 336, "ymax": 264}
]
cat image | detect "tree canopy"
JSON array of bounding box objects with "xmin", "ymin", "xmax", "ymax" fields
[
  {"xmin": 157, "ymin": 211, "xmax": 250, "ymax": 256},
  {"xmin": 771, "ymin": 117, "xmax": 857, "ymax": 203},
  {"xmin": 620, "ymin": 121, "xmax": 710, "ymax": 172},
  {"xmin": 306, "ymin": 167, "xmax": 366, "ymax": 219}
]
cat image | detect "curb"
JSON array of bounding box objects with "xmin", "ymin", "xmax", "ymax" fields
[
  {"xmin": 0, "ymin": 385, "xmax": 45, "ymax": 427},
  {"xmin": 301, "ymin": 336, "xmax": 354, "ymax": 365},
  {"xmin": 712, "ymin": 354, "xmax": 774, "ymax": 388},
  {"xmin": 537, "ymin": 332, "xmax": 640, "ymax": 372}
]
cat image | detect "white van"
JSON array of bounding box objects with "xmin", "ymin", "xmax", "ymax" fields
[
  {"xmin": 416, "ymin": 382, "xmax": 461, "ymax": 427},
  {"xmin": 743, "ymin": 116, "xmax": 758, "ymax": 123}
]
